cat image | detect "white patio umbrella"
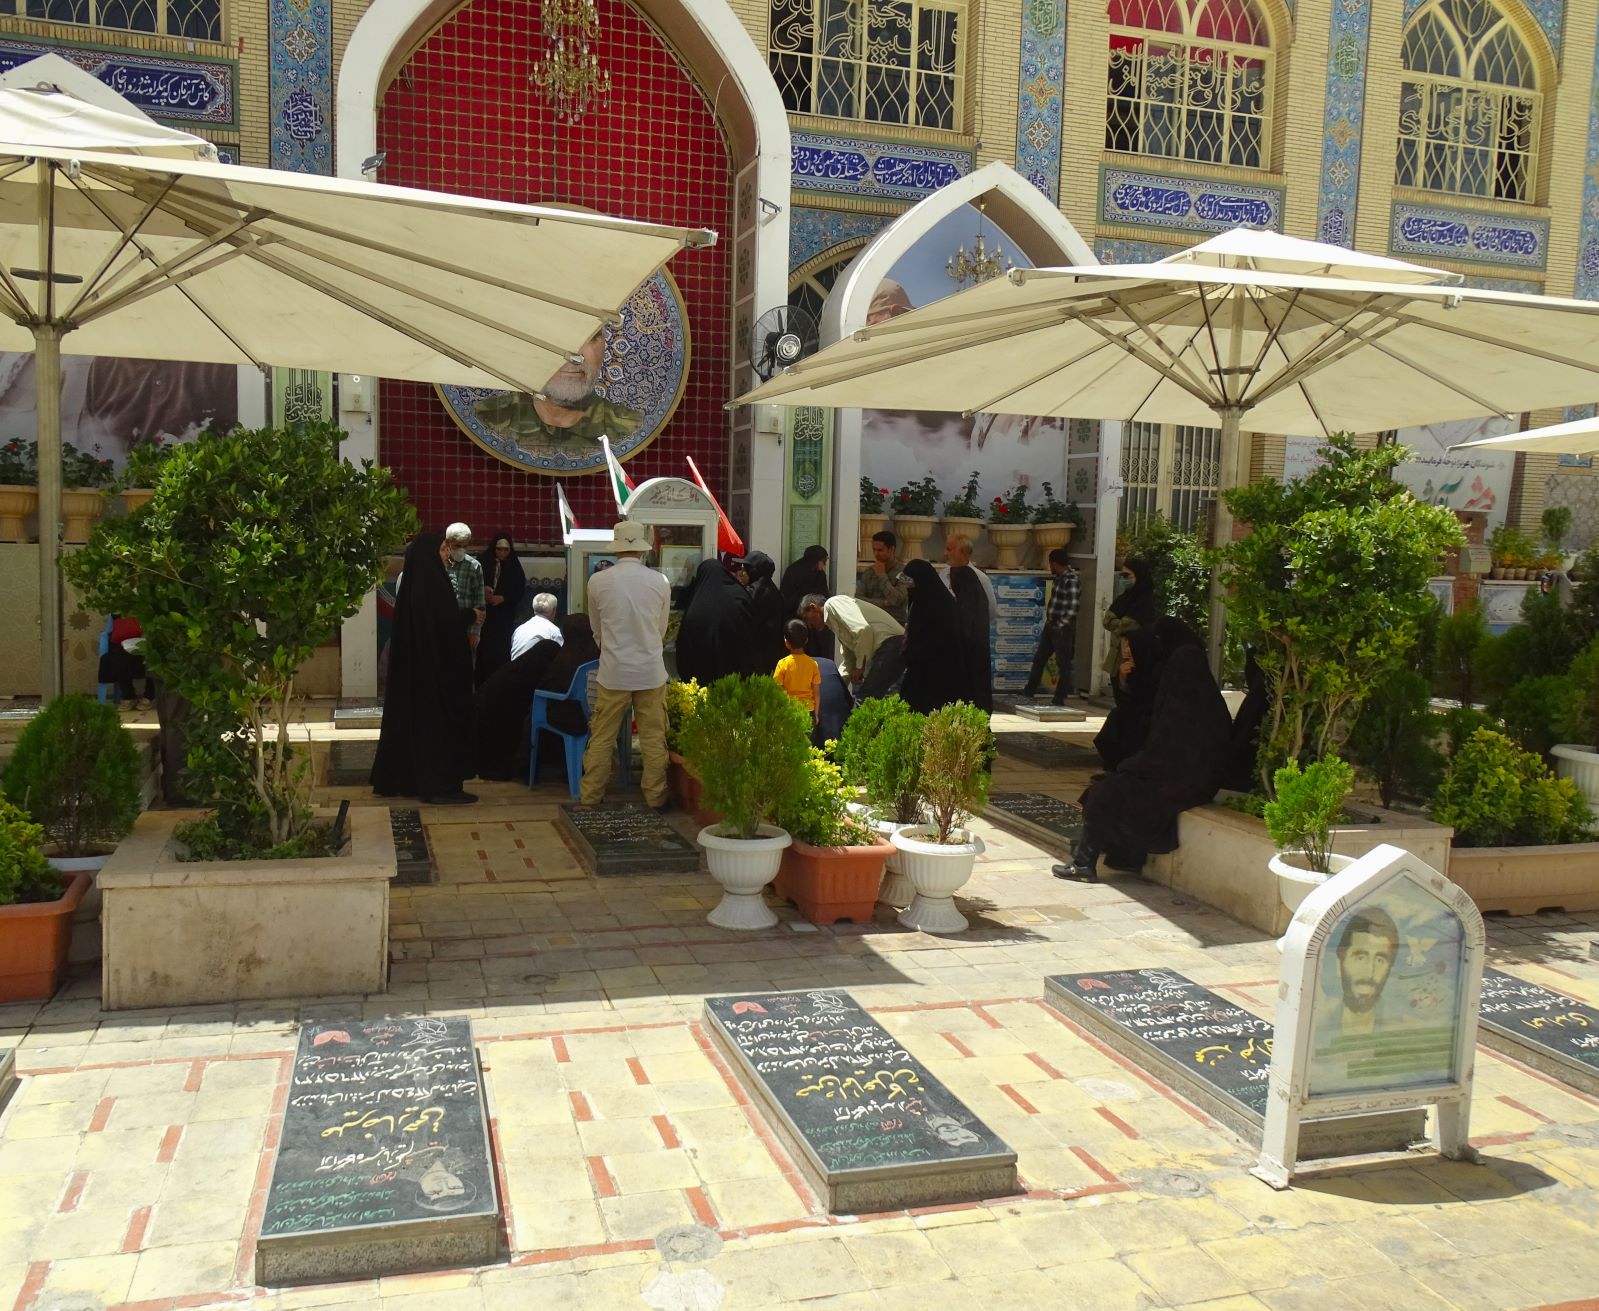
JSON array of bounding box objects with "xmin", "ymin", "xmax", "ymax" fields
[
  {"xmin": 738, "ymin": 227, "xmax": 1599, "ymax": 659},
  {"xmin": 0, "ymin": 82, "xmax": 715, "ymax": 697},
  {"xmin": 1451, "ymin": 413, "xmax": 1599, "ymax": 456}
]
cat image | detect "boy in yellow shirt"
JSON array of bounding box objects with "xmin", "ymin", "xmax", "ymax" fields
[{"xmin": 773, "ymin": 619, "xmax": 820, "ymax": 724}]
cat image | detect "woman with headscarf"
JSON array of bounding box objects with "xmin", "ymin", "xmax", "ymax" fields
[
  {"xmin": 474, "ymin": 533, "xmax": 527, "ymax": 687},
  {"xmin": 474, "ymin": 630, "xmax": 563, "ymax": 781},
  {"xmin": 1059, "ymin": 617, "xmax": 1233, "ymax": 881},
  {"xmin": 1100, "ymin": 556, "xmax": 1160, "ymax": 684},
  {"xmin": 780, "ymin": 545, "xmax": 834, "ymax": 659},
  {"xmin": 738, "ymin": 551, "xmax": 787, "ymax": 672},
  {"xmin": 372, "ymin": 532, "xmax": 477, "ymax": 804},
  {"xmin": 948, "ymin": 563, "xmax": 993, "ymax": 712},
  {"xmin": 1094, "ymin": 625, "xmax": 1161, "ymax": 771},
  {"xmin": 899, "ymin": 559, "xmax": 963, "ymax": 713},
  {"xmin": 675, "ymin": 558, "xmax": 756, "ymax": 686}
]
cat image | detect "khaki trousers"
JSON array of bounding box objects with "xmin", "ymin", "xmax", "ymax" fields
[{"xmin": 579, "ymin": 682, "xmax": 669, "ymax": 807}]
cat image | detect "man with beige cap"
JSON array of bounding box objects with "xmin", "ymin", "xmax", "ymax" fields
[{"xmin": 580, "ymin": 520, "xmax": 672, "ymax": 809}]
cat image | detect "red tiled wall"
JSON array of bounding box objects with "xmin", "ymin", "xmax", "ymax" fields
[{"xmin": 375, "ymin": 0, "xmax": 733, "ymax": 546}]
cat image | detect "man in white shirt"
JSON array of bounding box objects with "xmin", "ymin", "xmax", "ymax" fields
[
  {"xmin": 511, "ymin": 593, "xmax": 563, "ymax": 660},
  {"xmin": 580, "ymin": 521, "xmax": 672, "ymax": 809},
  {"xmin": 799, "ymin": 593, "xmax": 904, "ymax": 704},
  {"xmin": 936, "ymin": 532, "xmax": 996, "ymax": 622}
]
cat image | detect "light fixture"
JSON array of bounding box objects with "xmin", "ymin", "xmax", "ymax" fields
[
  {"xmin": 529, "ymin": 0, "xmax": 612, "ymax": 126},
  {"xmin": 945, "ymin": 200, "xmax": 1013, "ymax": 291}
]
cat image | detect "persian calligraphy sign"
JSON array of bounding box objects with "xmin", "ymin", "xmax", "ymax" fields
[
  {"xmin": 791, "ymin": 132, "xmax": 973, "ymax": 201},
  {"xmin": 0, "ymin": 40, "xmax": 235, "ymax": 126},
  {"xmin": 256, "ymin": 1017, "xmax": 499, "ymax": 1282},
  {"xmin": 1477, "ymin": 968, "xmax": 1599, "ymax": 1096},
  {"xmin": 1390, "ymin": 202, "xmax": 1548, "ymax": 271},
  {"xmin": 703, "ymin": 991, "xmax": 1015, "ymax": 1212},
  {"xmin": 1099, "ymin": 167, "xmax": 1284, "ymax": 235}
]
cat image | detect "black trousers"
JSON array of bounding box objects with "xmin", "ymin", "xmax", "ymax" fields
[{"xmin": 1023, "ymin": 622, "xmax": 1075, "ymax": 702}]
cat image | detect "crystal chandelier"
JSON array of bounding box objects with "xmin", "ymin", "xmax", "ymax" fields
[
  {"xmin": 530, "ymin": 0, "xmax": 611, "ymax": 125},
  {"xmin": 946, "ymin": 202, "xmax": 1013, "ymax": 290}
]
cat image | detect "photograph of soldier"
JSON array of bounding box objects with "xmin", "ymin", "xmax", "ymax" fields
[{"xmin": 472, "ymin": 328, "xmax": 643, "ymax": 462}]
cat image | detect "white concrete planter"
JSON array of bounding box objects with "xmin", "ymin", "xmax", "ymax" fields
[
  {"xmin": 49, "ymin": 852, "xmax": 111, "ymax": 966},
  {"xmin": 99, "ymin": 808, "xmax": 395, "ymax": 1009},
  {"xmin": 891, "ymin": 825, "xmax": 985, "ymax": 935},
  {"xmin": 1552, "ymin": 743, "xmax": 1599, "ymax": 811},
  {"xmin": 1268, "ymin": 851, "xmax": 1355, "ymax": 950},
  {"xmin": 873, "ymin": 818, "xmax": 914, "ymax": 908},
  {"xmin": 1447, "ymin": 841, "xmax": 1599, "ymax": 915},
  {"xmin": 1145, "ymin": 802, "xmax": 1454, "ymax": 936},
  {"xmin": 698, "ymin": 824, "xmax": 790, "ymax": 930}
]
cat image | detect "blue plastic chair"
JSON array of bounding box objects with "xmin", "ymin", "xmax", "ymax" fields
[{"xmin": 527, "ymin": 660, "xmax": 631, "ymax": 798}]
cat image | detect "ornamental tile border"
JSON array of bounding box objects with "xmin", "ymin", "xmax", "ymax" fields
[
  {"xmin": 789, "ymin": 208, "xmax": 891, "ymax": 269},
  {"xmin": 268, "ymin": 0, "xmax": 333, "ymax": 175},
  {"xmin": 1099, "ymin": 166, "xmax": 1283, "ymax": 234},
  {"xmin": 1316, "ymin": 0, "xmax": 1373, "ymax": 246},
  {"xmin": 0, "ymin": 37, "xmax": 234, "ymax": 126},
  {"xmin": 791, "ymin": 131, "xmax": 972, "ymax": 200},
  {"xmin": 1389, "ymin": 202, "xmax": 1548, "ymax": 270},
  {"xmin": 1094, "ymin": 237, "xmax": 1183, "ymax": 265},
  {"xmin": 1403, "ymin": 0, "xmax": 1562, "ymax": 57},
  {"xmin": 1014, "ymin": 0, "xmax": 1065, "ymax": 203}
]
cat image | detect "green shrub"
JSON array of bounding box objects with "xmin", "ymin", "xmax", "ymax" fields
[
  {"xmin": 117, "ymin": 435, "xmax": 182, "ymax": 492},
  {"xmin": 1568, "ymin": 638, "xmax": 1599, "ymax": 746},
  {"xmin": 1476, "ymin": 625, "xmax": 1536, "ymax": 705},
  {"xmin": 1438, "ymin": 706, "xmax": 1500, "ymax": 760},
  {"xmin": 833, "ymin": 697, "xmax": 927, "ymax": 826},
  {"xmin": 1430, "ymin": 728, "xmax": 1594, "ymax": 847},
  {"xmin": 1571, "ymin": 543, "xmax": 1599, "ymax": 641},
  {"xmin": 664, "ymin": 679, "xmax": 707, "ymax": 754},
  {"xmin": 1518, "ymin": 585, "xmax": 1585, "ymax": 676},
  {"xmin": 1542, "ymin": 505, "xmax": 1573, "ymax": 555},
  {"xmin": 0, "ymin": 797, "xmax": 60, "ymax": 906},
  {"xmin": 1118, "ymin": 512, "xmax": 1211, "ymax": 640},
  {"xmin": 941, "ymin": 472, "xmax": 981, "ymax": 519},
  {"xmin": 774, "ymin": 748, "xmax": 859, "ymax": 848},
  {"xmin": 2, "ymin": 695, "xmax": 142, "ymax": 856},
  {"xmin": 919, "ymin": 702, "xmax": 993, "ymax": 844},
  {"xmin": 1264, "ymin": 755, "xmax": 1355, "ymax": 872},
  {"xmin": 1346, "ymin": 671, "xmax": 1441, "ymax": 810},
  {"xmin": 680, "ymin": 675, "xmax": 812, "ymax": 839},
  {"xmin": 1434, "ymin": 603, "xmax": 1488, "ymax": 706},
  {"xmin": 1494, "ymin": 675, "xmax": 1581, "ymax": 757},
  {"xmin": 892, "ymin": 476, "xmax": 940, "ymax": 517}
]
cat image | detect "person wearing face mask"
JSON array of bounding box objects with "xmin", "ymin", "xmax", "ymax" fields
[
  {"xmin": 442, "ymin": 522, "xmax": 487, "ymax": 651},
  {"xmin": 474, "ymin": 533, "xmax": 527, "ymax": 686}
]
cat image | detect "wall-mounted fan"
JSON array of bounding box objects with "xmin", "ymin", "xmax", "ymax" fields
[{"xmin": 749, "ymin": 304, "xmax": 819, "ymax": 382}]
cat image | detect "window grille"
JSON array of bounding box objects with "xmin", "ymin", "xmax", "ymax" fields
[
  {"xmin": 14, "ymin": 0, "xmax": 219, "ymax": 39},
  {"xmin": 1118, "ymin": 420, "xmax": 1221, "ymax": 533}
]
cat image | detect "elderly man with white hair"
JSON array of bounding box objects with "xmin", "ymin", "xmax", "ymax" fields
[
  {"xmin": 511, "ymin": 592, "xmax": 563, "ymax": 660},
  {"xmin": 442, "ymin": 522, "xmax": 487, "ymax": 648}
]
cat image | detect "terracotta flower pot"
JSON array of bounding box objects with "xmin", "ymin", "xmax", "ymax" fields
[
  {"xmin": 61, "ymin": 488, "xmax": 107, "ymax": 544},
  {"xmin": 0, "ymin": 483, "xmax": 37, "ymax": 542},
  {"xmin": 859, "ymin": 513, "xmax": 890, "ymax": 562},
  {"xmin": 893, "ymin": 515, "xmax": 938, "ymax": 561},
  {"xmin": 120, "ymin": 488, "xmax": 156, "ymax": 514},
  {"xmin": 0, "ymin": 871, "xmax": 89, "ymax": 1002},
  {"xmin": 987, "ymin": 523, "xmax": 1031, "ymax": 571},
  {"xmin": 667, "ymin": 752, "xmax": 704, "ymax": 814},
  {"xmin": 774, "ymin": 829, "xmax": 890, "ymax": 925}
]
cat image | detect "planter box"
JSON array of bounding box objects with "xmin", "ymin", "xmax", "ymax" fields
[
  {"xmin": 1552, "ymin": 744, "xmax": 1599, "ymax": 811},
  {"xmin": 99, "ymin": 808, "xmax": 395, "ymax": 1010},
  {"xmin": 668, "ymin": 753, "xmax": 720, "ymax": 827},
  {"xmin": 774, "ymin": 831, "xmax": 890, "ymax": 925},
  {"xmin": 1144, "ymin": 802, "xmax": 1454, "ymax": 936},
  {"xmin": 1446, "ymin": 842, "xmax": 1599, "ymax": 915},
  {"xmin": 0, "ymin": 871, "xmax": 90, "ymax": 1002}
]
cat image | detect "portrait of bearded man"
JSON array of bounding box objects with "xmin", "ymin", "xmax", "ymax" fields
[{"xmin": 472, "ymin": 327, "xmax": 644, "ymax": 461}]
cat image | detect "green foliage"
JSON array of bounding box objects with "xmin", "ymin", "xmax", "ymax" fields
[
  {"xmin": 1438, "ymin": 706, "xmax": 1500, "ymax": 760},
  {"xmin": 1570, "ymin": 543, "xmax": 1599, "ymax": 641},
  {"xmin": 941, "ymin": 472, "xmax": 981, "ymax": 519},
  {"xmin": 859, "ymin": 477, "xmax": 888, "ymax": 514},
  {"xmin": 173, "ymin": 815, "xmax": 336, "ymax": 862},
  {"xmin": 918, "ymin": 702, "xmax": 993, "ymax": 844},
  {"xmin": 2, "ymin": 695, "xmax": 141, "ymax": 856},
  {"xmin": 680, "ymin": 675, "xmax": 812, "ymax": 840},
  {"xmin": 1474, "ymin": 624, "xmax": 1535, "ymax": 705},
  {"xmin": 1568, "ymin": 638, "xmax": 1599, "ymax": 747},
  {"xmin": 774, "ymin": 748, "xmax": 858, "ymax": 848},
  {"xmin": 1218, "ymin": 433, "xmax": 1463, "ymax": 790},
  {"xmin": 834, "ymin": 696, "xmax": 927, "ymax": 826},
  {"xmin": 988, "ymin": 485, "xmax": 1029, "ymax": 524},
  {"xmin": 664, "ymin": 679, "xmax": 707, "ymax": 753},
  {"xmin": 1542, "ymin": 505, "xmax": 1573, "ymax": 554},
  {"xmin": 1118, "ymin": 513, "xmax": 1211, "ymax": 640},
  {"xmin": 0, "ymin": 797, "xmax": 60, "ymax": 906},
  {"xmin": 1031, "ymin": 482, "xmax": 1080, "ymax": 525},
  {"xmin": 60, "ymin": 442, "xmax": 116, "ymax": 490},
  {"xmin": 892, "ymin": 476, "xmax": 940, "ymax": 517},
  {"xmin": 1264, "ymin": 755, "xmax": 1355, "ymax": 873},
  {"xmin": 62, "ymin": 422, "xmax": 417, "ymax": 853},
  {"xmin": 1431, "ymin": 728, "xmax": 1594, "ymax": 847},
  {"xmin": 1489, "ymin": 524, "xmax": 1539, "ymax": 568},
  {"xmin": 1494, "ymin": 675, "xmax": 1580, "ymax": 757},
  {"xmin": 1518, "ymin": 585, "xmax": 1585, "ymax": 675},
  {"xmin": 118, "ymin": 436, "xmax": 181, "ymax": 491},
  {"xmin": 0, "ymin": 436, "xmax": 34, "ymax": 484},
  {"xmin": 1346, "ymin": 671, "xmax": 1441, "ymax": 811},
  {"xmin": 1434, "ymin": 602, "xmax": 1488, "ymax": 706}
]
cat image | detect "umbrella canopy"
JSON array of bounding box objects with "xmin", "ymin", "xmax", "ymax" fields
[
  {"xmin": 1451, "ymin": 413, "xmax": 1599, "ymax": 457},
  {"xmin": 0, "ymin": 81, "xmax": 716, "ymax": 696}
]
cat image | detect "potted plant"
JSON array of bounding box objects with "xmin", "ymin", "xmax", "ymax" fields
[
  {"xmin": 64, "ymin": 421, "xmax": 415, "ymax": 1008},
  {"xmin": 1263, "ymin": 755, "xmax": 1356, "ymax": 941},
  {"xmin": 117, "ymin": 435, "xmax": 181, "ymax": 514},
  {"xmin": 1551, "ymin": 637, "xmax": 1599, "ymax": 808},
  {"xmin": 664, "ymin": 678, "xmax": 712, "ymax": 819},
  {"xmin": 940, "ymin": 471, "xmax": 985, "ymax": 553},
  {"xmin": 835, "ymin": 696, "xmax": 926, "ymax": 907},
  {"xmin": 59, "ymin": 442, "xmax": 116, "ymax": 543},
  {"xmin": 1031, "ymin": 482, "xmax": 1080, "ymax": 559},
  {"xmin": 1489, "ymin": 525, "xmax": 1537, "ymax": 581},
  {"xmin": 773, "ymin": 747, "xmax": 890, "ymax": 924},
  {"xmin": 890, "ymin": 476, "xmax": 941, "ymax": 560},
  {"xmin": 0, "ymin": 798, "xmax": 90, "ymax": 1002},
  {"xmin": 0, "ymin": 436, "xmax": 37, "ymax": 542},
  {"xmin": 680, "ymin": 673, "xmax": 812, "ymax": 930},
  {"xmin": 859, "ymin": 477, "xmax": 892, "ymax": 562},
  {"xmin": 3, "ymin": 694, "xmax": 144, "ymax": 964},
  {"xmin": 891, "ymin": 702, "xmax": 992, "ymax": 934},
  {"xmin": 986, "ymin": 485, "xmax": 1031, "ymax": 570}
]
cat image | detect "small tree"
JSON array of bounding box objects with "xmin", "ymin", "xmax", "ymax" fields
[
  {"xmin": 1218, "ymin": 434, "xmax": 1462, "ymax": 790},
  {"xmin": 1264, "ymin": 755, "xmax": 1354, "ymax": 873},
  {"xmin": 0, "ymin": 797, "xmax": 57, "ymax": 906},
  {"xmin": 918, "ymin": 702, "xmax": 993, "ymax": 844},
  {"xmin": 1435, "ymin": 602, "xmax": 1488, "ymax": 707},
  {"xmin": 1345, "ymin": 671, "xmax": 1441, "ymax": 810},
  {"xmin": 835, "ymin": 696, "xmax": 927, "ymax": 826},
  {"xmin": 63, "ymin": 422, "xmax": 416, "ymax": 854},
  {"xmin": 2, "ymin": 695, "xmax": 141, "ymax": 855},
  {"xmin": 680, "ymin": 674, "xmax": 812, "ymax": 839}
]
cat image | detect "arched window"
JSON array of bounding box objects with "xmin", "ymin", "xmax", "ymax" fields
[
  {"xmin": 1106, "ymin": 0, "xmax": 1273, "ymax": 169},
  {"xmin": 1396, "ymin": 0, "xmax": 1540, "ymax": 202},
  {"xmin": 4, "ymin": 0, "xmax": 219, "ymax": 40},
  {"xmin": 769, "ymin": 0, "xmax": 964, "ymax": 130}
]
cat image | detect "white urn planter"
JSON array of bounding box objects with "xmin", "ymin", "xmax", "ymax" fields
[
  {"xmin": 893, "ymin": 514, "xmax": 938, "ymax": 561},
  {"xmin": 1551, "ymin": 743, "xmax": 1599, "ymax": 810},
  {"xmin": 698, "ymin": 824, "xmax": 790, "ymax": 930},
  {"xmin": 891, "ymin": 825, "xmax": 984, "ymax": 934},
  {"xmin": 874, "ymin": 819, "xmax": 915, "ymax": 908},
  {"xmin": 1267, "ymin": 850, "xmax": 1355, "ymax": 950}
]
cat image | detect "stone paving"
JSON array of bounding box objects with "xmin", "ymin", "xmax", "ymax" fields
[{"xmin": 3, "ymin": 709, "xmax": 1599, "ymax": 1310}]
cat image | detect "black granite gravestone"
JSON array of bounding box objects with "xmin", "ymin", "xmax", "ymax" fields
[
  {"xmin": 1477, "ymin": 967, "xmax": 1599, "ymax": 1096},
  {"xmin": 389, "ymin": 809, "xmax": 434, "ymax": 886},
  {"xmin": 703, "ymin": 990, "xmax": 1016, "ymax": 1212},
  {"xmin": 256, "ymin": 1016, "xmax": 499, "ymax": 1283},
  {"xmin": 327, "ymin": 740, "xmax": 378, "ymax": 787},
  {"xmin": 556, "ymin": 803, "xmax": 698, "ymax": 876},
  {"xmin": 994, "ymin": 731, "xmax": 1098, "ymax": 769},
  {"xmin": 986, "ymin": 792, "xmax": 1084, "ymax": 853},
  {"xmin": 1044, "ymin": 970, "xmax": 1425, "ymax": 1153},
  {"xmin": 333, "ymin": 698, "xmax": 383, "ymax": 731}
]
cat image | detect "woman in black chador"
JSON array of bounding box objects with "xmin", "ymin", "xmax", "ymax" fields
[
  {"xmin": 473, "ymin": 633, "xmax": 563, "ymax": 781},
  {"xmin": 1059, "ymin": 617, "xmax": 1232, "ymax": 881},
  {"xmin": 675, "ymin": 558, "xmax": 756, "ymax": 686},
  {"xmin": 780, "ymin": 545, "xmax": 834, "ymax": 658},
  {"xmin": 739, "ymin": 550, "xmax": 788, "ymax": 672},
  {"xmin": 948, "ymin": 563, "xmax": 993, "ymax": 712},
  {"xmin": 899, "ymin": 559, "xmax": 962, "ymax": 713},
  {"xmin": 371, "ymin": 532, "xmax": 477, "ymax": 804},
  {"xmin": 473, "ymin": 532, "xmax": 527, "ymax": 687}
]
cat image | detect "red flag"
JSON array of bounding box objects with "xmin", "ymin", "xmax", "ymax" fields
[{"xmin": 686, "ymin": 456, "xmax": 745, "ymax": 556}]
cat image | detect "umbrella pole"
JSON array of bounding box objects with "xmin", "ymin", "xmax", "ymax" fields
[
  {"xmin": 35, "ymin": 323, "xmax": 63, "ymax": 702},
  {"xmin": 1206, "ymin": 406, "xmax": 1245, "ymax": 679}
]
